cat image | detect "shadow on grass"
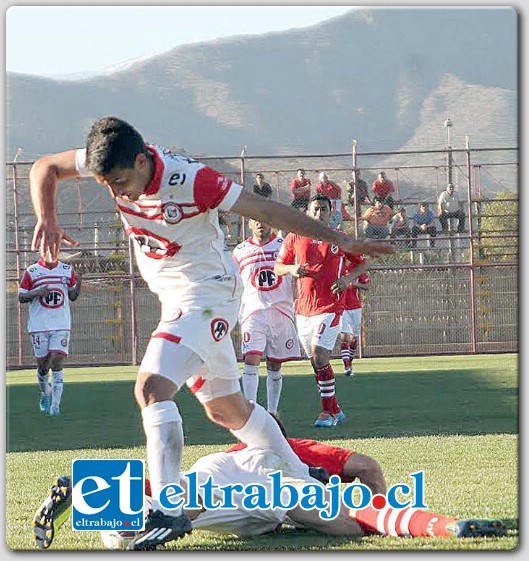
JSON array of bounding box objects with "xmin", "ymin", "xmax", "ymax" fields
[{"xmin": 7, "ymin": 369, "xmax": 517, "ymax": 453}]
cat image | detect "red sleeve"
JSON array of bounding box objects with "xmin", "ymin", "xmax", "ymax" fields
[
  {"xmin": 288, "ymin": 438, "xmax": 355, "ymax": 481},
  {"xmin": 357, "ymin": 272, "xmax": 370, "ymax": 285},
  {"xmin": 69, "ymin": 269, "xmax": 77, "ymax": 287},
  {"xmin": 19, "ymin": 270, "xmax": 33, "ymax": 291},
  {"xmin": 276, "ymin": 233, "xmax": 296, "ymax": 265},
  {"xmin": 290, "ymin": 179, "xmax": 297, "ymax": 192},
  {"xmin": 226, "ymin": 442, "xmax": 247, "ymax": 453},
  {"xmin": 193, "ymin": 166, "xmax": 234, "ymax": 211},
  {"xmin": 344, "ymin": 252, "xmax": 366, "ymax": 268}
]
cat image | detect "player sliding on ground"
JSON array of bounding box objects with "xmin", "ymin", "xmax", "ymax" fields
[
  {"xmin": 29, "ymin": 116, "xmax": 395, "ymax": 550},
  {"xmin": 33, "ymin": 436, "xmax": 506, "ymax": 550}
]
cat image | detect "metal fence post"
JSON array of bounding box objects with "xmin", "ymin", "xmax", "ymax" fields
[
  {"xmin": 466, "ymin": 137, "xmax": 477, "ymax": 353},
  {"xmin": 128, "ymin": 238, "xmax": 138, "ymax": 365},
  {"xmin": 12, "ymin": 163, "xmax": 24, "ymax": 366}
]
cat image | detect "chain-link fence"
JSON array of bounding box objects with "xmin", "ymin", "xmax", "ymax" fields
[{"xmin": 6, "ymin": 144, "xmax": 518, "ymax": 368}]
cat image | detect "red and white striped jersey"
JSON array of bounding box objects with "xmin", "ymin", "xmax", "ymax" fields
[
  {"xmin": 232, "ymin": 235, "xmax": 295, "ymax": 324},
  {"xmin": 75, "ymin": 146, "xmax": 243, "ymax": 303},
  {"xmin": 18, "ymin": 260, "xmax": 77, "ymax": 333}
]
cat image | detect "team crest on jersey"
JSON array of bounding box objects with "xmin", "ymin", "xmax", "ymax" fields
[
  {"xmin": 330, "ymin": 245, "xmax": 339, "ymax": 254},
  {"xmin": 285, "ymin": 338, "xmax": 294, "ymax": 350},
  {"xmin": 211, "ymin": 318, "xmax": 229, "ymax": 341},
  {"xmin": 162, "ymin": 202, "xmax": 183, "ymax": 224},
  {"xmin": 250, "ymin": 266, "xmax": 282, "ymax": 292}
]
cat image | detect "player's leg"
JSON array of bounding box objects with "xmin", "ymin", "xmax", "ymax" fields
[
  {"xmin": 48, "ymin": 352, "xmax": 66, "ymax": 416},
  {"xmin": 264, "ymin": 360, "xmax": 282, "ymax": 415},
  {"xmin": 353, "ymin": 503, "xmax": 506, "ymax": 538},
  {"xmin": 127, "ymin": 338, "xmax": 199, "ymax": 550},
  {"xmin": 264, "ymin": 311, "xmax": 301, "ymax": 415},
  {"xmin": 339, "ymin": 330, "xmax": 353, "ymax": 376},
  {"xmin": 47, "ymin": 331, "xmax": 70, "ymax": 416},
  {"xmin": 342, "ymin": 453, "xmax": 387, "ymax": 495},
  {"xmin": 240, "ymin": 315, "xmax": 266, "ymax": 404},
  {"xmin": 310, "ymin": 314, "xmax": 344, "ymax": 427},
  {"xmin": 192, "ymin": 379, "xmax": 309, "ymax": 479},
  {"xmin": 31, "ymin": 332, "xmax": 51, "ymax": 413},
  {"xmin": 349, "ymin": 308, "xmax": 363, "ymax": 375}
]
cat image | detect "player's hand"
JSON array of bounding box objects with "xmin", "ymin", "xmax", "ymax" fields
[
  {"xmin": 31, "ymin": 220, "xmax": 79, "ymax": 262},
  {"xmin": 331, "ymin": 277, "xmax": 349, "ymax": 294},
  {"xmin": 339, "ymin": 237, "xmax": 395, "ymax": 257},
  {"xmin": 292, "ymin": 264, "xmax": 308, "ymax": 278},
  {"xmin": 33, "ymin": 285, "xmax": 51, "ymax": 298}
]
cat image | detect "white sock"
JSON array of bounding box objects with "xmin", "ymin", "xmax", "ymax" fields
[
  {"xmin": 242, "ymin": 364, "xmax": 259, "ymax": 402},
  {"xmin": 141, "ymin": 401, "xmax": 184, "ymax": 516},
  {"xmin": 266, "ymin": 369, "xmax": 282, "ymax": 414},
  {"xmin": 230, "ymin": 402, "xmax": 308, "ymax": 478},
  {"xmin": 37, "ymin": 368, "xmax": 49, "ymax": 396},
  {"xmin": 51, "ymin": 370, "xmax": 64, "ymax": 409}
]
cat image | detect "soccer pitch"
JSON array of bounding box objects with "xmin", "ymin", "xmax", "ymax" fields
[{"xmin": 6, "ymin": 354, "xmax": 518, "ymax": 551}]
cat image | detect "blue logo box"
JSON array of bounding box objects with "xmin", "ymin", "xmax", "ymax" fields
[{"xmin": 72, "ymin": 459, "xmax": 145, "ymax": 531}]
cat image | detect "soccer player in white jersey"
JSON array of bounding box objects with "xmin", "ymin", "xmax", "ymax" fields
[
  {"xmin": 28, "ymin": 116, "xmax": 394, "ymax": 549},
  {"xmin": 232, "ymin": 219, "xmax": 300, "ymax": 414},
  {"xmin": 18, "ymin": 259, "xmax": 82, "ymax": 416}
]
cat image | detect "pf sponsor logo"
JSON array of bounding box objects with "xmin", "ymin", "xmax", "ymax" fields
[
  {"xmin": 211, "ymin": 318, "xmax": 229, "ymax": 341},
  {"xmin": 251, "ymin": 266, "xmax": 282, "ymax": 292},
  {"xmin": 72, "ymin": 459, "xmax": 145, "ymax": 531}
]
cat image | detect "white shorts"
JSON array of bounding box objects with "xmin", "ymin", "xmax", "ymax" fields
[
  {"xmin": 340, "ymin": 308, "xmax": 363, "ymax": 337},
  {"xmin": 296, "ymin": 312, "xmax": 341, "ymax": 357},
  {"xmin": 189, "ymin": 447, "xmax": 324, "ymax": 536},
  {"xmin": 240, "ymin": 308, "xmax": 300, "ymax": 363},
  {"xmin": 140, "ymin": 285, "xmax": 241, "ymax": 393},
  {"xmin": 30, "ymin": 330, "xmax": 70, "ymax": 359}
]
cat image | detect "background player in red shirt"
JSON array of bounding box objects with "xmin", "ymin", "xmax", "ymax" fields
[
  {"xmin": 372, "ymin": 171, "xmax": 395, "ymax": 209},
  {"xmin": 340, "ymin": 269, "xmax": 370, "ymax": 376},
  {"xmin": 275, "ymin": 194, "xmax": 368, "ymax": 428}
]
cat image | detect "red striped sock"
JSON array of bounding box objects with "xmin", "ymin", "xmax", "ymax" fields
[{"xmin": 354, "ymin": 505, "xmax": 456, "ymax": 537}]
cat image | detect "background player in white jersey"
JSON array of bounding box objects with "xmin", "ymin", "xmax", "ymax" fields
[
  {"xmin": 28, "ymin": 116, "xmax": 394, "ymax": 549},
  {"xmin": 339, "ymin": 269, "xmax": 370, "ymax": 377},
  {"xmin": 232, "ymin": 219, "xmax": 300, "ymax": 414},
  {"xmin": 18, "ymin": 259, "xmax": 82, "ymax": 416}
]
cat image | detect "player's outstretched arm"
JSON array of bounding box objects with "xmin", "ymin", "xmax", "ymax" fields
[
  {"xmin": 29, "ymin": 150, "xmax": 81, "ymax": 262},
  {"xmin": 231, "ymin": 191, "xmax": 395, "ymax": 258}
]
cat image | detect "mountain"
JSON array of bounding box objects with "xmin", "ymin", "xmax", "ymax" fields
[{"xmin": 6, "ymin": 7, "xmax": 518, "ymax": 196}]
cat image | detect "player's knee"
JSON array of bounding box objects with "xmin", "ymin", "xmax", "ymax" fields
[
  {"xmin": 345, "ymin": 454, "xmax": 386, "ymax": 495},
  {"xmin": 203, "ymin": 395, "xmax": 252, "ymax": 430},
  {"xmin": 134, "ymin": 371, "xmax": 177, "ymax": 408},
  {"xmin": 49, "ymin": 354, "xmax": 64, "ymax": 371}
]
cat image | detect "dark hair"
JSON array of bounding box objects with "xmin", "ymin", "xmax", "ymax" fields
[
  {"xmin": 308, "ymin": 193, "xmax": 332, "ymax": 209},
  {"xmin": 85, "ymin": 116, "xmax": 147, "ymax": 176},
  {"xmin": 373, "ymin": 196, "xmax": 384, "ymax": 204}
]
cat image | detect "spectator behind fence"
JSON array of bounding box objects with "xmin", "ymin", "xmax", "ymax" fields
[
  {"xmin": 390, "ymin": 207, "xmax": 411, "ymax": 247},
  {"xmin": 347, "ymin": 169, "xmax": 371, "ymax": 217},
  {"xmin": 437, "ymin": 183, "xmax": 466, "ymax": 233},
  {"xmin": 317, "ymin": 172, "xmax": 346, "ymax": 228},
  {"xmin": 361, "ymin": 197, "xmax": 394, "ymax": 239},
  {"xmin": 290, "ymin": 168, "xmax": 311, "ymax": 211},
  {"xmin": 252, "ymin": 173, "xmax": 273, "ymax": 199},
  {"xmin": 372, "ymin": 171, "xmax": 395, "ymax": 209},
  {"xmin": 411, "ymin": 202, "xmax": 437, "ymax": 247}
]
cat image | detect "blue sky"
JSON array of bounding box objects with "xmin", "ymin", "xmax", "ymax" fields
[{"xmin": 6, "ymin": 6, "xmax": 355, "ymax": 78}]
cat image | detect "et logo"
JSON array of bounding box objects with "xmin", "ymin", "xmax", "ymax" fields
[{"xmin": 72, "ymin": 460, "xmax": 145, "ymax": 531}]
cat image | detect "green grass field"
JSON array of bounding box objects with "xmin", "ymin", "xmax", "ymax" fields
[{"xmin": 6, "ymin": 354, "xmax": 519, "ymax": 551}]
